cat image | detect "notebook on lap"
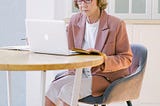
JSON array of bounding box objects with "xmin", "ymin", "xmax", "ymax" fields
[{"xmin": 26, "ymin": 19, "xmax": 76, "ymax": 55}]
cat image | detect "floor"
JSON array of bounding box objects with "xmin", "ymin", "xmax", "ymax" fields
[{"xmin": 79, "ymin": 102, "xmax": 160, "ymax": 106}]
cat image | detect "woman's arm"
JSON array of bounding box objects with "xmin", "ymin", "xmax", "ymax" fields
[{"xmin": 103, "ymin": 21, "xmax": 133, "ymax": 72}]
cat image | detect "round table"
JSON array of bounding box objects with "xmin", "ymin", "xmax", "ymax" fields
[
  {"xmin": 0, "ymin": 49, "xmax": 103, "ymax": 71},
  {"xmin": 0, "ymin": 49, "xmax": 103, "ymax": 106}
]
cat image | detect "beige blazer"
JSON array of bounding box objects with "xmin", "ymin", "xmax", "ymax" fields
[{"xmin": 66, "ymin": 11, "xmax": 133, "ymax": 96}]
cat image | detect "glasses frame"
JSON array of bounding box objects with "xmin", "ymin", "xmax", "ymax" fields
[{"xmin": 77, "ymin": 0, "xmax": 92, "ymax": 4}]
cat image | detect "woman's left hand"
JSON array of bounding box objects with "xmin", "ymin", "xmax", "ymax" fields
[{"xmin": 87, "ymin": 48, "xmax": 107, "ymax": 62}]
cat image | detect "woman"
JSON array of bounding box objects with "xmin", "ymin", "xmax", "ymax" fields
[{"xmin": 45, "ymin": 0, "xmax": 133, "ymax": 105}]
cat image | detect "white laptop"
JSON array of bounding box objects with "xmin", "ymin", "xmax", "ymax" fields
[{"xmin": 26, "ymin": 19, "xmax": 76, "ymax": 55}]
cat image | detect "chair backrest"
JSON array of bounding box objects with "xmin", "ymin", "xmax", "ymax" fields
[
  {"xmin": 129, "ymin": 44, "xmax": 148, "ymax": 74},
  {"xmin": 102, "ymin": 44, "xmax": 148, "ymax": 104}
]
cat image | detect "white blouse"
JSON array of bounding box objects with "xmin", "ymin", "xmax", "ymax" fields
[
  {"xmin": 82, "ymin": 20, "xmax": 100, "ymax": 49},
  {"xmin": 82, "ymin": 20, "xmax": 100, "ymax": 77}
]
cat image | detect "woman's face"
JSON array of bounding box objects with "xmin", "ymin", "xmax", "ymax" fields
[{"xmin": 78, "ymin": 0, "xmax": 99, "ymax": 17}]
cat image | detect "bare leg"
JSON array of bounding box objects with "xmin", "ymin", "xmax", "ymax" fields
[
  {"xmin": 57, "ymin": 98, "xmax": 69, "ymax": 106},
  {"xmin": 45, "ymin": 96, "xmax": 69, "ymax": 106},
  {"xmin": 63, "ymin": 102, "xmax": 69, "ymax": 106},
  {"xmin": 45, "ymin": 96, "xmax": 56, "ymax": 106}
]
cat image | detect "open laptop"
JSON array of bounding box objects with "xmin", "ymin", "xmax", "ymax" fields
[{"xmin": 26, "ymin": 19, "xmax": 76, "ymax": 55}]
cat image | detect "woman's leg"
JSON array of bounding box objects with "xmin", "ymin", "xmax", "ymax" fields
[
  {"xmin": 46, "ymin": 75, "xmax": 75, "ymax": 106},
  {"xmin": 58, "ymin": 76, "xmax": 92, "ymax": 105},
  {"xmin": 58, "ymin": 99, "xmax": 70, "ymax": 106},
  {"xmin": 45, "ymin": 96, "xmax": 56, "ymax": 106},
  {"xmin": 45, "ymin": 96, "xmax": 69, "ymax": 106},
  {"xmin": 63, "ymin": 101, "xmax": 69, "ymax": 106},
  {"xmin": 46, "ymin": 75, "xmax": 92, "ymax": 106}
]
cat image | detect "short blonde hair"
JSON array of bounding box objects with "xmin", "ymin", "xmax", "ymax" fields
[{"xmin": 74, "ymin": 0, "xmax": 108, "ymax": 10}]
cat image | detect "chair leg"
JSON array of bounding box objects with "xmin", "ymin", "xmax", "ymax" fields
[
  {"xmin": 126, "ymin": 101, "xmax": 132, "ymax": 106},
  {"xmin": 94, "ymin": 104, "xmax": 106, "ymax": 106}
]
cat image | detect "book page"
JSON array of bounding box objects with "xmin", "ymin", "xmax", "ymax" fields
[{"xmin": 72, "ymin": 48, "xmax": 101, "ymax": 55}]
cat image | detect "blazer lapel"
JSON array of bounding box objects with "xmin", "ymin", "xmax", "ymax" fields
[
  {"xmin": 74, "ymin": 13, "xmax": 87, "ymax": 48},
  {"xmin": 73, "ymin": 11, "xmax": 109, "ymax": 50},
  {"xmin": 95, "ymin": 11, "xmax": 110, "ymax": 51}
]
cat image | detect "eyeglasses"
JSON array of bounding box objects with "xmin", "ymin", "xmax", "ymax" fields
[{"xmin": 76, "ymin": 0, "xmax": 92, "ymax": 4}]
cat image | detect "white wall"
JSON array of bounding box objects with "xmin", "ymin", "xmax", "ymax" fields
[
  {"xmin": 26, "ymin": 1, "xmax": 69, "ymax": 106},
  {"xmin": 0, "ymin": 0, "xmax": 26, "ymax": 106},
  {"xmin": 26, "ymin": 0, "xmax": 55, "ymax": 19},
  {"xmin": 26, "ymin": 0, "xmax": 70, "ymax": 20},
  {"xmin": 54, "ymin": 0, "xmax": 71, "ymax": 20},
  {"xmin": 127, "ymin": 24, "xmax": 160, "ymax": 105}
]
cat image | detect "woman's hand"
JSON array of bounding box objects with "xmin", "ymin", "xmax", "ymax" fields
[
  {"xmin": 86, "ymin": 48, "xmax": 98, "ymax": 51},
  {"xmin": 86, "ymin": 48, "xmax": 107, "ymax": 62}
]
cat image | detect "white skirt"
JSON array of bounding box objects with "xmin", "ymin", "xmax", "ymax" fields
[{"xmin": 46, "ymin": 73, "xmax": 92, "ymax": 105}]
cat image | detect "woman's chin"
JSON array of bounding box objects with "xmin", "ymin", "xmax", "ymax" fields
[{"xmin": 82, "ymin": 11, "xmax": 90, "ymax": 16}]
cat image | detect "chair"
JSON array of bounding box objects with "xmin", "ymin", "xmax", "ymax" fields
[{"xmin": 55, "ymin": 44, "xmax": 148, "ymax": 106}]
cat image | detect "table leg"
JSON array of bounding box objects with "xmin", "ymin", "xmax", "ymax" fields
[
  {"xmin": 71, "ymin": 68, "xmax": 83, "ymax": 106},
  {"xmin": 41, "ymin": 71, "xmax": 46, "ymax": 106},
  {"xmin": 7, "ymin": 71, "xmax": 11, "ymax": 106}
]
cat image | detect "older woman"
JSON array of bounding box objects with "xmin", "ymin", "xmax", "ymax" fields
[{"xmin": 45, "ymin": 0, "xmax": 133, "ymax": 106}]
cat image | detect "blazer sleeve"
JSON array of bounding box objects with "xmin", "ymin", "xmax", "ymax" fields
[
  {"xmin": 103, "ymin": 21, "xmax": 133, "ymax": 72},
  {"xmin": 66, "ymin": 16, "xmax": 75, "ymax": 50}
]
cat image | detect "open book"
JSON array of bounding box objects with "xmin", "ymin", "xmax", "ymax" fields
[{"xmin": 72, "ymin": 48, "xmax": 102, "ymax": 55}]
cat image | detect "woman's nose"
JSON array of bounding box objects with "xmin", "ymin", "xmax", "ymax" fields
[
  {"xmin": 81, "ymin": 1, "xmax": 87, "ymax": 6},
  {"xmin": 81, "ymin": 1, "xmax": 86, "ymax": 5}
]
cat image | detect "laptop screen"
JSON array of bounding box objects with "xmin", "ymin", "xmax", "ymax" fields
[{"xmin": 26, "ymin": 19, "xmax": 71, "ymax": 55}]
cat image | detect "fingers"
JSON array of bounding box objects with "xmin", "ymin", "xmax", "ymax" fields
[{"xmin": 100, "ymin": 53, "xmax": 107, "ymax": 62}]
